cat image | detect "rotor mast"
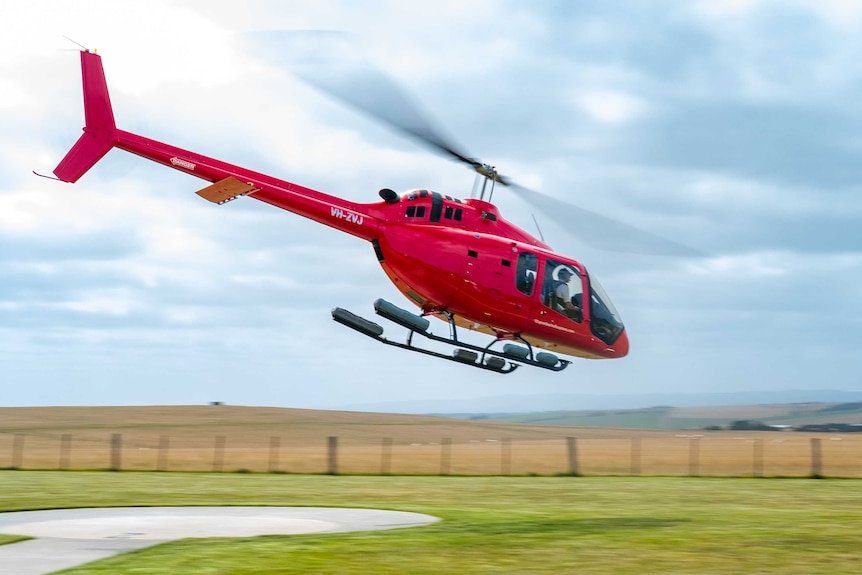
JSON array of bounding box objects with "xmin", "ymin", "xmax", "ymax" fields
[{"xmin": 471, "ymin": 163, "xmax": 500, "ymax": 202}]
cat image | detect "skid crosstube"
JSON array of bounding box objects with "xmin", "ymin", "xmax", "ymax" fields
[
  {"xmin": 331, "ymin": 307, "xmax": 517, "ymax": 373},
  {"xmin": 331, "ymin": 300, "xmax": 571, "ymax": 373}
]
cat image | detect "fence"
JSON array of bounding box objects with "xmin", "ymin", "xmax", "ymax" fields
[{"xmin": 1, "ymin": 432, "xmax": 859, "ymax": 477}]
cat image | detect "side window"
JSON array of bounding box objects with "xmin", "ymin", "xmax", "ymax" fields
[
  {"xmin": 541, "ymin": 259, "xmax": 583, "ymax": 322},
  {"xmin": 405, "ymin": 205, "xmax": 427, "ymax": 218},
  {"xmin": 442, "ymin": 204, "xmax": 463, "ymax": 221},
  {"xmin": 515, "ymin": 252, "xmax": 537, "ymax": 295}
]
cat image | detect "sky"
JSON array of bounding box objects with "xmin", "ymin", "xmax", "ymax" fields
[{"xmin": 1, "ymin": 0, "xmax": 861, "ymax": 411}]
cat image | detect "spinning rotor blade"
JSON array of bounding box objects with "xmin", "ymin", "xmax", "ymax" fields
[
  {"xmin": 245, "ymin": 31, "xmax": 701, "ymax": 256},
  {"xmin": 512, "ymin": 184, "xmax": 704, "ymax": 257},
  {"xmin": 245, "ymin": 31, "xmax": 503, "ymax": 182}
]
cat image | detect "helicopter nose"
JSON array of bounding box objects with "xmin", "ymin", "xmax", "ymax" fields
[{"xmin": 612, "ymin": 329, "xmax": 629, "ymax": 358}]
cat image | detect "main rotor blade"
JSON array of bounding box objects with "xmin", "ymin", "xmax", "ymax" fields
[
  {"xmin": 247, "ymin": 31, "xmax": 482, "ymax": 170},
  {"xmin": 512, "ymin": 184, "xmax": 704, "ymax": 257},
  {"xmin": 244, "ymin": 32, "xmax": 701, "ymax": 257}
]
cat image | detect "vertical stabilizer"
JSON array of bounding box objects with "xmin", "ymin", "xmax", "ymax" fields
[{"xmin": 53, "ymin": 51, "xmax": 118, "ymax": 183}]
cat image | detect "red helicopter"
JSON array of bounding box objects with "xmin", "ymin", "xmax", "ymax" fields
[{"xmin": 48, "ymin": 49, "xmax": 692, "ymax": 374}]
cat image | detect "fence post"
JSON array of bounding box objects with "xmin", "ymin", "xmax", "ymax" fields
[
  {"xmin": 109, "ymin": 433, "xmax": 122, "ymax": 471},
  {"xmin": 566, "ymin": 436, "xmax": 579, "ymax": 476},
  {"xmin": 501, "ymin": 437, "xmax": 512, "ymax": 476},
  {"xmin": 630, "ymin": 437, "xmax": 641, "ymax": 476},
  {"xmin": 440, "ymin": 437, "xmax": 452, "ymax": 475},
  {"xmin": 753, "ymin": 438, "xmax": 764, "ymax": 477},
  {"xmin": 157, "ymin": 435, "xmax": 170, "ymax": 471},
  {"xmin": 381, "ymin": 437, "xmax": 392, "ymax": 475},
  {"xmin": 810, "ymin": 437, "xmax": 823, "ymax": 477},
  {"xmin": 213, "ymin": 435, "xmax": 226, "ymax": 472},
  {"xmin": 688, "ymin": 438, "xmax": 700, "ymax": 477},
  {"xmin": 328, "ymin": 436, "xmax": 338, "ymax": 474},
  {"xmin": 268, "ymin": 436, "xmax": 280, "ymax": 473},
  {"xmin": 12, "ymin": 434, "xmax": 25, "ymax": 469},
  {"xmin": 60, "ymin": 434, "xmax": 72, "ymax": 470}
]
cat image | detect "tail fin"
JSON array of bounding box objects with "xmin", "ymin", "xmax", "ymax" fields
[{"xmin": 53, "ymin": 51, "xmax": 118, "ymax": 183}]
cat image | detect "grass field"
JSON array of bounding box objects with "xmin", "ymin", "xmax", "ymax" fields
[
  {"xmin": 2, "ymin": 406, "xmax": 861, "ymax": 477},
  {"xmin": 1, "ymin": 471, "xmax": 861, "ymax": 574},
  {"xmin": 0, "ymin": 534, "xmax": 28, "ymax": 546}
]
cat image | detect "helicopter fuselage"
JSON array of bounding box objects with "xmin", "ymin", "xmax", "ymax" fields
[
  {"xmin": 369, "ymin": 192, "xmax": 628, "ymax": 359},
  {"xmin": 53, "ymin": 50, "xmax": 628, "ymax": 362}
]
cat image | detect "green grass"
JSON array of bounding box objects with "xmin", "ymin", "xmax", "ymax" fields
[
  {"xmin": 1, "ymin": 471, "xmax": 862, "ymax": 574},
  {"xmin": 0, "ymin": 534, "xmax": 30, "ymax": 546}
]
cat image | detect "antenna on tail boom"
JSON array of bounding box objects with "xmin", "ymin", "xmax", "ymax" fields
[{"xmin": 62, "ymin": 36, "xmax": 91, "ymax": 52}]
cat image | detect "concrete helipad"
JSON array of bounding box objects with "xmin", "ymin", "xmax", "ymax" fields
[{"xmin": 0, "ymin": 507, "xmax": 439, "ymax": 575}]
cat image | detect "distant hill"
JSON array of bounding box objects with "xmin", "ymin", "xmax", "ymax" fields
[
  {"xmin": 0, "ymin": 404, "xmax": 688, "ymax": 444},
  {"xmin": 447, "ymin": 402, "xmax": 862, "ymax": 430},
  {"xmin": 345, "ymin": 390, "xmax": 862, "ymax": 415}
]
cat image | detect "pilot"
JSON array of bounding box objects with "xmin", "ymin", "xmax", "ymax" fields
[{"xmin": 551, "ymin": 268, "xmax": 582, "ymax": 322}]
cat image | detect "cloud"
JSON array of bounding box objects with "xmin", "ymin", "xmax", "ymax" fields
[
  {"xmin": 579, "ymin": 91, "xmax": 645, "ymax": 124},
  {"xmin": 1, "ymin": 0, "xmax": 861, "ymax": 409}
]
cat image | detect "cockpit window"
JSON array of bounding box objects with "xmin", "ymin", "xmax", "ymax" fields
[
  {"xmin": 541, "ymin": 259, "xmax": 583, "ymax": 322},
  {"xmin": 588, "ymin": 273, "xmax": 624, "ymax": 344}
]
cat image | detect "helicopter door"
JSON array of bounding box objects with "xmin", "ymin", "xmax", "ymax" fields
[
  {"xmin": 462, "ymin": 240, "xmax": 537, "ymax": 326},
  {"xmin": 512, "ymin": 251, "xmax": 537, "ymax": 318}
]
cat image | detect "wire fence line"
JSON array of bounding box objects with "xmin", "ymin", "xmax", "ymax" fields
[{"xmin": 1, "ymin": 431, "xmax": 859, "ymax": 477}]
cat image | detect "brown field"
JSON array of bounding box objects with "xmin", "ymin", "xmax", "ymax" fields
[{"xmin": 1, "ymin": 405, "xmax": 860, "ymax": 476}]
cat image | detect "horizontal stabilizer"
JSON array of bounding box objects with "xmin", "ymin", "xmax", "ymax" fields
[
  {"xmin": 195, "ymin": 177, "xmax": 257, "ymax": 204},
  {"xmin": 53, "ymin": 131, "xmax": 115, "ymax": 183}
]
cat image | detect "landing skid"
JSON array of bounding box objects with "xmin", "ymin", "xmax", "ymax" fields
[{"xmin": 332, "ymin": 299, "xmax": 570, "ymax": 373}]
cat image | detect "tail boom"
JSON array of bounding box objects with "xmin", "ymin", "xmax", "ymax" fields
[
  {"xmin": 111, "ymin": 128, "xmax": 381, "ymax": 239},
  {"xmin": 52, "ymin": 50, "xmax": 381, "ymax": 240}
]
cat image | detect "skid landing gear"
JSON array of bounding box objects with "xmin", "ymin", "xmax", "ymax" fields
[{"xmin": 332, "ymin": 299, "xmax": 570, "ymax": 373}]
